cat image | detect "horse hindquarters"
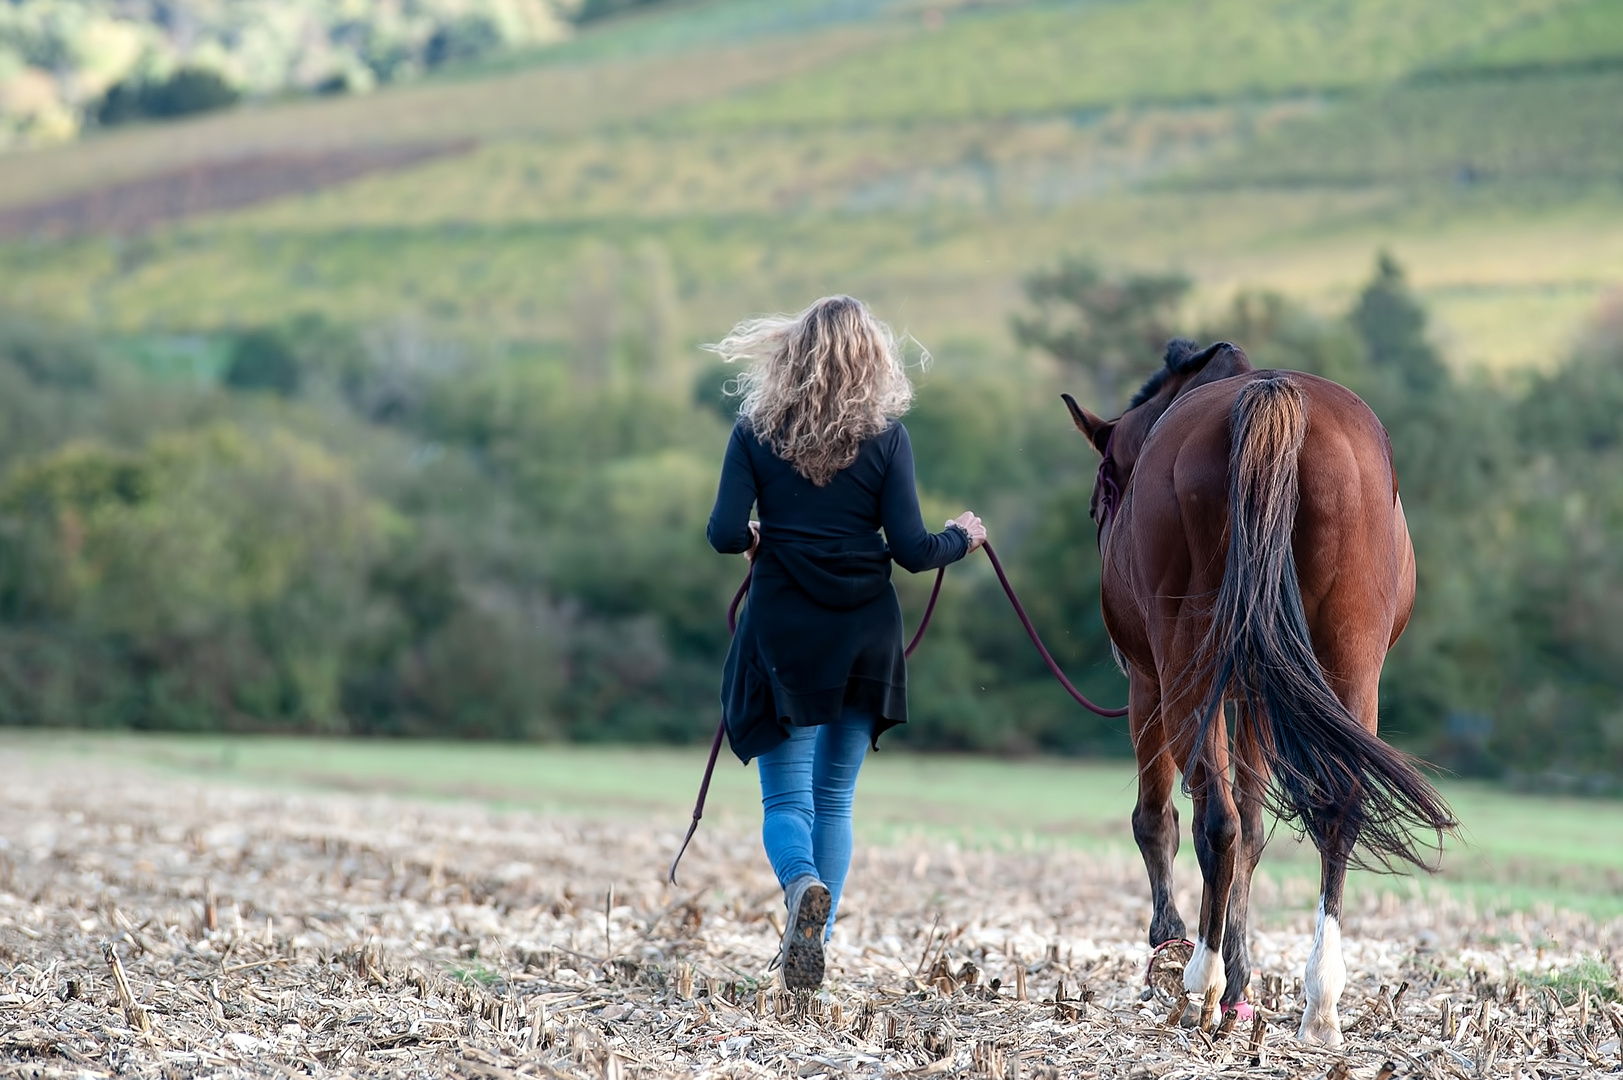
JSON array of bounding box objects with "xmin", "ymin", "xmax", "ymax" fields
[{"xmin": 1195, "ymin": 375, "xmax": 1455, "ymax": 1044}]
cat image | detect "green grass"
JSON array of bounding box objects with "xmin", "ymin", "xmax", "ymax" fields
[
  {"xmin": 3, "ymin": 0, "xmax": 1622, "ymax": 384},
  {"xmin": 480, "ymin": 0, "xmax": 915, "ymax": 67},
  {"xmin": 2, "ymin": 1, "xmax": 1621, "ymax": 930},
  {"xmin": 220, "ymin": 101, "xmax": 1317, "ymax": 229},
  {"xmin": 1521, "ymin": 955, "xmax": 1621, "ymax": 1004},
  {"xmin": 449, "ymin": 961, "xmax": 507, "ymax": 987},
  {"xmin": 673, "ymin": 0, "xmax": 1571, "ymax": 128},
  {"xmin": 1452, "ymin": 0, "xmax": 1623, "ymax": 73},
  {"xmin": 10, "ymin": 177, "xmax": 1618, "ymax": 371},
  {"xmin": 0, "ymin": 26, "xmax": 879, "ymax": 211},
  {"xmin": 8, "ymin": 730, "xmax": 1623, "ymax": 919},
  {"xmin": 1185, "ymin": 68, "xmax": 1623, "ymax": 189}
]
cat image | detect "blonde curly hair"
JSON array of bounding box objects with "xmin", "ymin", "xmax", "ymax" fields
[{"xmin": 705, "ymin": 296, "xmax": 918, "ymax": 487}]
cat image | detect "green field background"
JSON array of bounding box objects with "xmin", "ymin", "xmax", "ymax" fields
[
  {"xmin": 4, "ymin": 0, "xmax": 1623, "ymax": 886},
  {"xmin": 10, "ymin": 731, "xmax": 1621, "ymax": 921},
  {"xmin": 6, "ymin": 0, "xmax": 1623, "ymax": 370}
]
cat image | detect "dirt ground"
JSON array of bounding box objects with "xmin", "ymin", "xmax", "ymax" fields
[{"xmin": 1, "ymin": 751, "xmax": 1620, "ymax": 1079}]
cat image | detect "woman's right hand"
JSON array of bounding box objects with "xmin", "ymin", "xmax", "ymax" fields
[{"xmin": 949, "ymin": 511, "xmax": 986, "ymax": 553}]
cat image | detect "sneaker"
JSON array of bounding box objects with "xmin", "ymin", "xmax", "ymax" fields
[{"xmin": 778, "ymin": 874, "xmax": 831, "ymax": 991}]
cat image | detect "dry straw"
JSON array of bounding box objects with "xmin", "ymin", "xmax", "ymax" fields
[{"xmin": 0, "ymin": 751, "xmax": 1619, "ymax": 1078}]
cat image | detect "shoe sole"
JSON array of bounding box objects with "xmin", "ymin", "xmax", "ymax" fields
[{"xmin": 783, "ymin": 883, "xmax": 830, "ymax": 991}]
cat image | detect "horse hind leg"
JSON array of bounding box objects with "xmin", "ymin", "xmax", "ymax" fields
[
  {"xmin": 1299, "ymin": 656, "xmax": 1388, "ymax": 1044},
  {"xmin": 1180, "ymin": 701, "xmax": 1240, "ymax": 1015},
  {"xmin": 1129, "ymin": 674, "xmax": 1186, "ymax": 949},
  {"xmin": 1220, "ymin": 704, "xmax": 1268, "ymax": 1011},
  {"xmin": 1297, "ymin": 692, "xmax": 1370, "ymax": 1045},
  {"xmin": 1298, "ymin": 836, "xmax": 1351, "ymax": 1045},
  {"xmin": 1297, "ymin": 680, "xmax": 1362, "ymax": 1045}
]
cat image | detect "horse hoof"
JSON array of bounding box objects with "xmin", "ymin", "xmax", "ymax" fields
[
  {"xmin": 1145, "ymin": 939, "xmax": 1194, "ymax": 1000},
  {"xmin": 1296, "ymin": 1015, "xmax": 1343, "ymax": 1046}
]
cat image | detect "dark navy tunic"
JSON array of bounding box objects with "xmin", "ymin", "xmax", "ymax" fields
[{"xmin": 707, "ymin": 420, "xmax": 970, "ymax": 762}]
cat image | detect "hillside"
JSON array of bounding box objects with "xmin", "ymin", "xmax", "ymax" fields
[
  {"xmin": 3, "ymin": 0, "xmax": 1623, "ymax": 778},
  {"xmin": 1, "ymin": 0, "xmax": 1620, "ymax": 369},
  {"xmin": 0, "ymin": 0, "xmax": 582, "ymax": 146}
]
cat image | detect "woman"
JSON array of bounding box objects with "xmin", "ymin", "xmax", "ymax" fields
[{"xmin": 706, "ymin": 295, "xmax": 985, "ymax": 992}]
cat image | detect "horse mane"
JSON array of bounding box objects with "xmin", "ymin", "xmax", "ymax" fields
[{"xmin": 1127, "ymin": 339, "xmax": 1236, "ymax": 410}]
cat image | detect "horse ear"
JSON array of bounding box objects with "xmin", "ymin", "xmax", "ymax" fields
[
  {"xmin": 1173, "ymin": 342, "xmax": 1255, "ymax": 401},
  {"xmin": 1062, "ymin": 393, "xmax": 1115, "ymax": 456}
]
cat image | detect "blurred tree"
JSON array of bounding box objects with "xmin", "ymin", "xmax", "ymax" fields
[
  {"xmin": 577, "ymin": 0, "xmax": 673, "ymax": 22},
  {"xmin": 1352, "ymin": 252, "xmax": 1449, "ymax": 396},
  {"xmin": 905, "ymin": 377, "xmax": 1034, "ymax": 506},
  {"xmin": 1346, "ymin": 253, "xmax": 1507, "ymax": 518},
  {"xmin": 1518, "ymin": 298, "xmax": 1623, "ymax": 456},
  {"xmin": 0, "ymin": 311, "xmax": 105, "ymax": 472},
  {"xmin": 96, "ymin": 67, "xmax": 238, "ymax": 126},
  {"xmin": 4, "ymin": 267, "xmax": 1623, "ymax": 781},
  {"xmin": 144, "ymin": 67, "xmax": 239, "ymax": 117},
  {"xmin": 223, "ymin": 328, "xmax": 302, "ymax": 397},
  {"xmin": 555, "ymin": 447, "xmax": 737, "ymax": 656},
  {"xmin": 690, "ymin": 360, "xmax": 736, "ymax": 422},
  {"xmin": 0, "ymin": 312, "xmax": 99, "ymax": 389},
  {"xmin": 348, "ymin": 319, "xmax": 465, "ymax": 425},
  {"xmin": 0, "ymin": 425, "xmax": 392, "ymax": 731},
  {"xmin": 1011, "ymin": 258, "xmax": 1190, "ymax": 412},
  {"xmin": 424, "ymin": 15, "xmax": 504, "ymax": 68},
  {"xmin": 92, "ymin": 80, "xmax": 148, "ymax": 127},
  {"xmin": 1495, "ymin": 304, "xmax": 1623, "ymax": 781}
]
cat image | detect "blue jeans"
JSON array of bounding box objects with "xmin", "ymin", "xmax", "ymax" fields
[{"xmin": 755, "ymin": 708, "xmax": 871, "ymax": 941}]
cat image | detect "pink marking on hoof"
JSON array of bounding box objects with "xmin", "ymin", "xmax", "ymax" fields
[{"xmin": 1223, "ymin": 1000, "xmax": 1255, "ymax": 1022}]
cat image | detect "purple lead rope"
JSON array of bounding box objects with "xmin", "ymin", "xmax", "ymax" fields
[
  {"xmin": 666, "ymin": 572, "xmax": 754, "ymax": 886},
  {"xmin": 980, "ymin": 542, "xmax": 1130, "ymax": 720},
  {"xmin": 668, "ymin": 541, "xmax": 1124, "ymax": 886}
]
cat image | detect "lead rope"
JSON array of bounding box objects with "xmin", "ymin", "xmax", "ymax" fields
[
  {"xmin": 979, "ymin": 542, "xmax": 1130, "ymax": 720},
  {"xmin": 667, "ymin": 540, "xmax": 1124, "ymax": 885}
]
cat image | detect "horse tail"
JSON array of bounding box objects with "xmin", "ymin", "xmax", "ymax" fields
[{"xmin": 1193, "ymin": 374, "xmax": 1455, "ymax": 871}]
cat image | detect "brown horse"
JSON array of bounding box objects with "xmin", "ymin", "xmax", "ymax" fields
[{"xmin": 1063, "ymin": 340, "xmax": 1456, "ymax": 1045}]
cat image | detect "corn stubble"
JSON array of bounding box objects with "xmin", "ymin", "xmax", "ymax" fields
[{"xmin": 0, "ymin": 753, "xmax": 1619, "ymax": 1079}]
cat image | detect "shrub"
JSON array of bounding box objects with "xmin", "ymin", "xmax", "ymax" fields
[
  {"xmin": 577, "ymin": 0, "xmax": 675, "ymax": 23},
  {"xmin": 223, "ymin": 329, "xmax": 302, "ymax": 397},
  {"xmin": 424, "ymin": 15, "xmax": 504, "ymax": 69},
  {"xmin": 95, "ymin": 67, "xmax": 238, "ymax": 127}
]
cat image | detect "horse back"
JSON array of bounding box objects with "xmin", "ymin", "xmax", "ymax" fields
[{"xmin": 1106, "ymin": 369, "xmax": 1413, "ymax": 680}]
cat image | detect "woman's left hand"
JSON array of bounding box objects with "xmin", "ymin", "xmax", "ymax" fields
[{"xmin": 745, "ymin": 521, "xmax": 761, "ymax": 563}]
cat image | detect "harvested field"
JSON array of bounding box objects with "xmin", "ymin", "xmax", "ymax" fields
[
  {"xmin": 1, "ymin": 751, "xmax": 1621, "ymax": 1079},
  {"xmin": 0, "ymin": 143, "xmax": 475, "ymax": 241}
]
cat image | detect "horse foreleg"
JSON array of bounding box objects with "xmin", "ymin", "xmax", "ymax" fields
[
  {"xmin": 1298, "ymin": 835, "xmax": 1352, "ymax": 1045},
  {"xmin": 1129, "ymin": 675, "xmax": 1185, "ymax": 948}
]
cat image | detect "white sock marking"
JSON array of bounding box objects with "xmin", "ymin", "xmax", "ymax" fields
[
  {"xmin": 1183, "ymin": 937, "xmax": 1225, "ymax": 998},
  {"xmin": 1298, "ymin": 896, "xmax": 1346, "ymax": 1045}
]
